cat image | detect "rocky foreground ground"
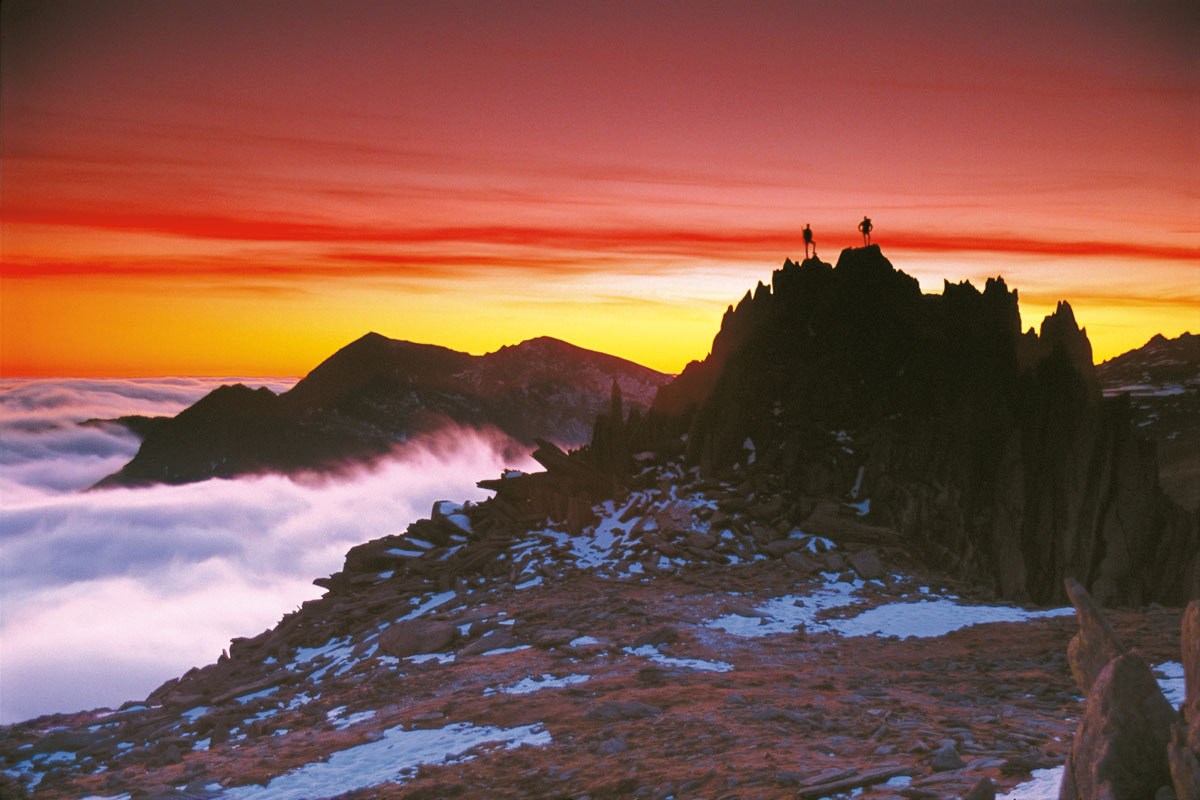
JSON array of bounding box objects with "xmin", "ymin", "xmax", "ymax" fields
[{"xmin": 1, "ymin": 454, "xmax": 1186, "ymax": 800}]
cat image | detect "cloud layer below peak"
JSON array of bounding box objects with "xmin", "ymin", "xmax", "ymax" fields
[{"xmin": 0, "ymin": 379, "xmax": 534, "ymax": 723}]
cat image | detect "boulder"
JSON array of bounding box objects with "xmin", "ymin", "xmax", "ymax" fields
[
  {"xmin": 633, "ymin": 626, "xmax": 680, "ymax": 648},
  {"xmin": 1064, "ymin": 577, "xmax": 1126, "ymax": 694},
  {"xmin": 584, "ymin": 700, "xmax": 662, "ymax": 722},
  {"xmin": 929, "ymin": 743, "xmax": 965, "ymax": 771},
  {"xmin": 783, "ymin": 551, "xmax": 820, "ymax": 576},
  {"xmin": 378, "ymin": 619, "xmax": 457, "ymax": 658},
  {"xmin": 459, "ymin": 629, "xmax": 518, "ymax": 656},
  {"xmin": 1060, "ymin": 652, "xmax": 1175, "ymax": 800},
  {"xmin": 532, "ymin": 628, "xmax": 579, "ymax": 648},
  {"xmin": 963, "ymin": 777, "xmax": 995, "ymax": 800},
  {"xmin": 765, "ymin": 539, "xmax": 802, "ymax": 557},
  {"xmin": 848, "ymin": 549, "xmax": 884, "ymax": 581}
]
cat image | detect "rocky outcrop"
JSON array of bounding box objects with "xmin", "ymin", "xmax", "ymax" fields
[
  {"xmin": 1059, "ymin": 652, "xmax": 1175, "ymax": 800},
  {"xmin": 96, "ymin": 334, "xmax": 669, "ymax": 487},
  {"xmin": 643, "ymin": 246, "xmax": 1198, "ymax": 606},
  {"xmin": 1060, "ymin": 579, "xmax": 1183, "ymax": 800},
  {"xmin": 1064, "ymin": 577, "xmax": 1127, "ymax": 694},
  {"xmin": 1170, "ymin": 600, "xmax": 1200, "ymax": 800}
]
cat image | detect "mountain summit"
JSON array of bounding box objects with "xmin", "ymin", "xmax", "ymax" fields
[
  {"xmin": 96, "ymin": 335, "xmax": 670, "ymax": 487},
  {"xmin": 613, "ymin": 246, "xmax": 1197, "ymax": 606}
]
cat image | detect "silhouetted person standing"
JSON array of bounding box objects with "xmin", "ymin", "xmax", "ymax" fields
[
  {"xmin": 858, "ymin": 216, "xmax": 873, "ymax": 245},
  {"xmin": 803, "ymin": 224, "xmax": 814, "ymax": 258}
]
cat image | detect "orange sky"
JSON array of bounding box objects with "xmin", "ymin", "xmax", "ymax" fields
[{"xmin": 2, "ymin": 1, "xmax": 1197, "ymax": 377}]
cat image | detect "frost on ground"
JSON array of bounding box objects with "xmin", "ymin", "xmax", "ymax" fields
[{"xmin": 218, "ymin": 722, "xmax": 550, "ymax": 800}]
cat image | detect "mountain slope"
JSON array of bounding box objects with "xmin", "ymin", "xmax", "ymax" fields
[{"xmin": 96, "ymin": 335, "xmax": 670, "ymax": 487}]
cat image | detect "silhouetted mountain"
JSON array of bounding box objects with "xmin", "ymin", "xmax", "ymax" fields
[
  {"xmin": 1097, "ymin": 332, "xmax": 1200, "ymax": 511},
  {"xmin": 95, "ymin": 335, "xmax": 669, "ymax": 487},
  {"xmin": 1097, "ymin": 331, "xmax": 1199, "ymax": 393},
  {"xmin": 632, "ymin": 246, "xmax": 1197, "ymax": 606}
]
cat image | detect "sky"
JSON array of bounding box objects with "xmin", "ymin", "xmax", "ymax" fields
[
  {"xmin": 2, "ymin": 0, "xmax": 1197, "ymax": 377},
  {"xmin": 0, "ymin": 376, "xmax": 535, "ymax": 723}
]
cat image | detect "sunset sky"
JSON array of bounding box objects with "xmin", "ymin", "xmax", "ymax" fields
[{"xmin": 2, "ymin": 0, "xmax": 1197, "ymax": 377}]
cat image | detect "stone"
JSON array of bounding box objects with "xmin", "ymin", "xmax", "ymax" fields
[
  {"xmin": 633, "ymin": 626, "xmax": 680, "ymax": 648},
  {"xmin": 764, "ymin": 539, "xmax": 802, "ymax": 557},
  {"xmin": 1060, "ymin": 652, "xmax": 1175, "ymax": 800},
  {"xmin": 783, "ymin": 551, "xmax": 820, "ymax": 576},
  {"xmin": 378, "ymin": 619, "xmax": 457, "ymax": 658},
  {"xmin": 687, "ymin": 531, "xmax": 716, "ymax": 550},
  {"xmin": 584, "ymin": 700, "xmax": 662, "ymax": 722},
  {"xmin": 848, "ymin": 549, "xmax": 884, "ymax": 581},
  {"xmin": 962, "ymin": 776, "xmax": 995, "ymax": 800},
  {"xmin": 533, "ymin": 628, "xmax": 579, "ymax": 648},
  {"xmin": 929, "ymin": 743, "xmax": 965, "ymax": 771},
  {"xmin": 822, "ymin": 551, "xmax": 847, "ymax": 572},
  {"xmin": 1064, "ymin": 577, "xmax": 1126, "ymax": 694},
  {"xmin": 597, "ymin": 737, "xmax": 629, "ymax": 755},
  {"xmin": 459, "ymin": 629, "xmax": 517, "ymax": 656}
]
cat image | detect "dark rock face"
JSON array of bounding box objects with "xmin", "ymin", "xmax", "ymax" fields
[
  {"xmin": 645, "ymin": 246, "xmax": 1198, "ymax": 606},
  {"xmin": 96, "ymin": 334, "xmax": 670, "ymax": 487},
  {"xmin": 1059, "ymin": 652, "xmax": 1175, "ymax": 800}
]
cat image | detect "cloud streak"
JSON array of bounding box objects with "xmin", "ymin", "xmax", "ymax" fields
[{"xmin": 0, "ymin": 379, "xmax": 536, "ymax": 724}]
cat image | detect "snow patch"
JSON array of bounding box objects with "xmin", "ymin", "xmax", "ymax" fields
[
  {"xmin": 216, "ymin": 722, "xmax": 551, "ymax": 800},
  {"xmin": 827, "ymin": 598, "xmax": 1073, "ymax": 639},
  {"xmin": 486, "ymin": 673, "xmax": 592, "ymax": 695},
  {"xmin": 707, "ymin": 576, "xmax": 1072, "ymax": 640},
  {"xmin": 998, "ymin": 766, "xmax": 1064, "ymax": 800},
  {"xmin": 1155, "ymin": 661, "xmax": 1185, "ymax": 709},
  {"xmin": 624, "ymin": 645, "xmax": 733, "ymax": 673}
]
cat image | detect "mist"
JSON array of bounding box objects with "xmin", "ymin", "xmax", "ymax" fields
[{"xmin": 0, "ymin": 379, "xmax": 536, "ymax": 724}]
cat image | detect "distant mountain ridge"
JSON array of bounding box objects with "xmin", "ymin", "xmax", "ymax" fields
[
  {"xmin": 96, "ymin": 334, "xmax": 669, "ymax": 487},
  {"xmin": 1096, "ymin": 331, "xmax": 1200, "ymax": 512},
  {"xmin": 1096, "ymin": 331, "xmax": 1199, "ymax": 395}
]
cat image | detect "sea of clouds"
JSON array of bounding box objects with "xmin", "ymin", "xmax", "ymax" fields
[{"xmin": 0, "ymin": 378, "xmax": 536, "ymax": 724}]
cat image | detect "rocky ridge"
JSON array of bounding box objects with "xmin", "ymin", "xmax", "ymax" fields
[
  {"xmin": 95, "ymin": 335, "xmax": 670, "ymax": 488},
  {"xmin": 642, "ymin": 247, "xmax": 1198, "ymax": 607}
]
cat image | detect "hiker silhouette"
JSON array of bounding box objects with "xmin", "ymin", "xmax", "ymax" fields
[
  {"xmin": 803, "ymin": 224, "xmax": 814, "ymax": 258},
  {"xmin": 858, "ymin": 216, "xmax": 873, "ymax": 245}
]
